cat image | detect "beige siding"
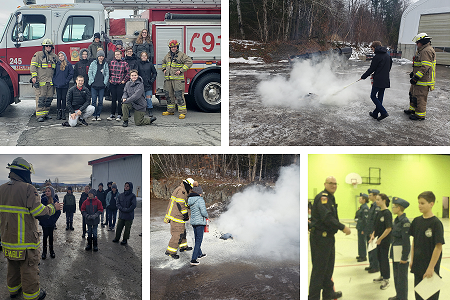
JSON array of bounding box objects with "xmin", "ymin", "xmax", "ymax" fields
[{"xmin": 419, "ymin": 13, "xmax": 450, "ymax": 65}]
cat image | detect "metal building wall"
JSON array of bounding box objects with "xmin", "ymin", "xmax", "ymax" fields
[
  {"xmin": 91, "ymin": 155, "xmax": 142, "ymax": 196},
  {"xmin": 419, "ymin": 13, "xmax": 450, "ymax": 65}
]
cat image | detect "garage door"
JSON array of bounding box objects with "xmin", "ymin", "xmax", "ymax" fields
[{"xmin": 419, "ymin": 13, "xmax": 450, "ymax": 65}]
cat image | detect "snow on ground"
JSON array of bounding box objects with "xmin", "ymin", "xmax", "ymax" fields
[
  {"xmin": 393, "ymin": 57, "xmax": 413, "ymax": 65},
  {"xmin": 230, "ymin": 57, "xmax": 264, "ymax": 64}
]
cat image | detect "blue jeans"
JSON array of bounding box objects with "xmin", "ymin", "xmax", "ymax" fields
[
  {"xmin": 191, "ymin": 225, "xmax": 205, "ymax": 261},
  {"xmin": 107, "ymin": 208, "xmax": 117, "ymax": 228},
  {"xmin": 87, "ymin": 224, "xmax": 98, "ymax": 239},
  {"xmin": 145, "ymin": 90, "xmax": 153, "ymax": 109},
  {"xmin": 91, "ymin": 87, "xmax": 105, "ymax": 117},
  {"xmin": 370, "ymin": 86, "xmax": 387, "ymax": 117}
]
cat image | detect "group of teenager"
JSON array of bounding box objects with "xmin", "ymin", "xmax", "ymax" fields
[
  {"xmin": 30, "ymin": 28, "xmax": 192, "ymax": 128},
  {"xmin": 39, "ymin": 180, "xmax": 137, "ymax": 256},
  {"xmin": 309, "ymin": 176, "xmax": 445, "ymax": 300}
]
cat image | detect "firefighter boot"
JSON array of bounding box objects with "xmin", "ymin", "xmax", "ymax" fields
[
  {"xmin": 62, "ymin": 109, "xmax": 67, "ymax": 120},
  {"xmin": 179, "ymin": 114, "xmax": 186, "ymax": 119},
  {"xmin": 37, "ymin": 289, "xmax": 46, "ymax": 300},
  {"xmin": 165, "ymin": 252, "xmax": 180, "ymax": 259},
  {"xmin": 85, "ymin": 238, "xmax": 92, "ymax": 251},
  {"xmin": 180, "ymin": 246, "xmax": 193, "ymax": 252},
  {"xmin": 42, "ymin": 247, "xmax": 47, "ymax": 260},
  {"xmin": 93, "ymin": 238, "xmax": 98, "ymax": 252},
  {"xmin": 56, "ymin": 109, "xmax": 62, "ymax": 120},
  {"xmin": 162, "ymin": 111, "xmax": 174, "ymax": 116},
  {"xmin": 49, "ymin": 245, "xmax": 55, "ymax": 258}
]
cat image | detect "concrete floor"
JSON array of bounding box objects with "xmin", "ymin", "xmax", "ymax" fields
[{"xmin": 307, "ymin": 218, "xmax": 450, "ymax": 300}]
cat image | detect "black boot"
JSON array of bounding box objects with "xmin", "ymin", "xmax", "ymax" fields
[
  {"xmin": 62, "ymin": 109, "xmax": 66, "ymax": 120},
  {"xmin": 42, "ymin": 247, "xmax": 47, "ymax": 260},
  {"xmin": 56, "ymin": 109, "xmax": 62, "ymax": 120},
  {"xmin": 147, "ymin": 108, "xmax": 153, "ymax": 117},
  {"xmin": 70, "ymin": 222, "xmax": 74, "ymax": 230},
  {"xmin": 66, "ymin": 222, "xmax": 69, "ymax": 230},
  {"xmin": 93, "ymin": 238, "xmax": 98, "ymax": 252},
  {"xmin": 85, "ymin": 238, "xmax": 92, "ymax": 251},
  {"xmin": 49, "ymin": 245, "xmax": 55, "ymax": 258}
]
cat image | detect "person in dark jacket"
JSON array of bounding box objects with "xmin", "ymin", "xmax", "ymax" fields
[
  {"xmin": 124, "ymin": 47, "xmax": 138, "ymax": 72},
  {"xmin": 53, "ymin": 51, "xmax": 74, "ymax": 120},
  {"xmin": 96, "ymin": 183, "xmax": 107, "ymax": 227},
  {"xmin": 88, "ymin": 50, "xmax": 109, "ymax": 121},
  {"xmin": 104, "ymin": 181, "xmax": 113, "ymax": 226},
  {"xmin": 121, "ymin": 70, "xmax": 157, "ymax": 127},
  {"xmin": 137, "ymin": 51, "xmax": 157, "ymax": 117},
  {"xmin": 106, "ymin": 183, "xmax": 119, "ymax": 230},
  {"xmin": 63, "ymin": 186, "xmax": 76, "ymax": 231},
  {"xmin": 88, "ymin": 32, "xmax": 103, "ymax": 59},
  {"xmin": 361, "ymin": 41, "xmax": 393, "ymax": 121},
  {"xmin": 113, "ymin": 182, "xmax": 137, "ymax": 245},
  {"xmin": 133, "ymin": 29, "xmax": 153, "ymax": 62},
  {"xmin": 40, "ymin": 186, "xmax": 61, "ymax": 259},
  {"xmin": 73, "ymin": 48, "xmax": 92, "ymax": 88},
  {"xmin": 81, "ymin": 189, "xmax": 103, "ymax": 252},
  {"xmin": 79, "ymin": 185, "xmax": 90, "ymax": 239},
  {"xmin": 355, "ymin": 193, "xmax": 369, "ymax": 262},
  {"xmin": 64, "ymin": 76, "xmax": 95, "ymax": 127}
]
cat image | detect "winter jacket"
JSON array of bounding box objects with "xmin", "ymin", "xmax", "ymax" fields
[
  {"xmin": 106, "ymin": 190, "xmax": 119, "ymax": 210},
  {"xmin": 125, "ymin": 55, "xmax": 138, "ymax": 72},
  {"xmin": 88, "ymin": 59, "xmax": 109, "ymax": 87},
  {"xmin": 109, "ymin": 59, "xmax": 130, "ymax": 84},
  {"xmin": 66, "ymin": 85, "xmax": 91, "ymax": 114},
  {"xmin": 63, "ymin": 192, "xmax": 76, "ymax": 214},
  {"xmin": 73, "ymin": 48, "xmax": 92, "ymax": 84},
  {"xmin": 162, "ymin": 50, "xmax": 192, "ymax": 81},
  {"xmin": 103, "ymin": 33, "xmax": 125, "ymax": 62},
  {"xmin": 164, "ymin": 183, "xmax": 189, "ymax": 224},
  {"xmin": 30, "ymin": 49, "xmax": 58, "ymax": 84},
  {"xmin": 81, "ymin": 197, "xmax": 103, "ymax": 226},
  {"xmin": 355, "ymin": 203, "xmax": 369, "ymax": 231},
  {"xmin": 79, "ymin": 192, "xmax": 89, "ymax": 213},
  {"xmin": 117, "ymin": 182, "xmax": 137, "ymax": 221},
  {"xmin": 53, "ymin": 52, "xmax": 74, "ymax": 88},
  {"xmin": 96, "ymin": 189, "xmax": 107, "ymax": 208},
  {"xmin": 0, "ymin": 172, "xmax": 58, "ymax": 255},
  {"xmin": 88, "ymin": 41, "xmax": 103, "ymax": 59},
  {"xmin": 39, "ymin": 193, "xmax": 61, "ymax": 227},
  {"xmin": 133, "ymin": 41, "xmax": 154, "ymax": 62},
  {"xmin": 187, "ymin": 193, "xmax": 208, "ymax": 226},
  {"xmin": 412, "ymin": 43, "xmax": 436, "ymax": 90},
  {"xmin": 361, "ymin": 46, "xmax": 392, "ymax": 89},
  {"xmin": 122, "ymin": 76, "xmax": 147, "ymax": 112},
  {"xmin": 137, "ymin": 60, "xmax": 157, "ymax": 91}
]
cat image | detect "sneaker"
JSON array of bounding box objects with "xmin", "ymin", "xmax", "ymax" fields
[
  {"xmin": 79, "ymin": 118, "xmax": 88, "ymax": 126},
  {"xmin": 190, "ymin": 260, "xmax": 200, "ymax": 266},
  {"xmin": 197, "ymin": 254, "xmax": 207, "ymax": 260},
  {"xmin": 377, "ymin": 113, "xmax": 389, "ymax": 121},
  {"xmin": 116, "ymin": 115, "xmax": 122, "ymax": 121},
  {"xmin": 122, "ymin": 120, "xmax": 128, "ymax": 127},
  {"xmin": 97, "ymin": 117, "xmax": 102, "ymax": 121},
  {"xmin": 107, "ymin": 114, "xmax": 115, "ymax": 120},
  {"xmin": 150, "ymin": 116, "xmax": 157, "ymax": 124},
  {"xmin": 112, "ymin": 239, "xmax": 119, "ymax": 243},
  {"xmin": 380, "ymin": 279, "xmax": 390, "ymax": 290},
  {"xmin": 92, "ymin": 116, "xmax": 97, "ymax": 121},
  {"xmin": 369, "ymin": 112, "xmax": 378, "ymax": 119},
  {"xmin": 373, "ymin": 276, "xmax": 384, "ymax": 283},
  {"xmin": 62, "ymin": 121, "xmax": 70, "ymax": 127},
  {"xmin": 180, "ymin": 246, "xmax": 193, "ymax": 252}
]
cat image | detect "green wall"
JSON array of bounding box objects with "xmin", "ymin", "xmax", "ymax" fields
[{"xmin": 308, "ymin": 154, "xmax": 449, "ymax": 219}]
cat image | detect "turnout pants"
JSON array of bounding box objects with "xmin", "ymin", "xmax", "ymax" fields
[
  {"xmin": 164, "ymin": 80, "xmax": 187, "ymax": 114},
  {"xmin": 357, "ymin": 229, "xmax": 366, "ymax": 259},
  {"xmin": 166, "ymin": 221, "xmax": 187, "ymax": 254},
  {"xmin": 308, "ymin": 232, "xmax": 336, "ymax": 300},
  {"xmin": 35, "ymin": 83, "xmax": 54, "ymax": 119},
  {"xmin": 122, "ymin": 104, "xmax": 154, "ymax": 126},
  {"xmin": 393, "ymin": 262, "xmax": 408, "ymax": 300},
  {"xmin": 409, "ymin": 85, "xmax": 429, "ymax": 118},
  {"xmin": 7, "ymin": 249, "xmax": 41, "ymax": 299}
]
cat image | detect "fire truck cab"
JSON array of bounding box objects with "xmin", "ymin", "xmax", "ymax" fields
[{"xmin": 0, "ymin": 0, "xmax": 221, "ymax": 115}]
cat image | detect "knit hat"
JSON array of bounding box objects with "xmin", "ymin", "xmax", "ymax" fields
[
  {"xmin": 112, "ymin": 183, "xmax": 118, "ymax": 190},
  {"xmin": 98, "ymin": 182, "xmax": 103, "ymax": 187},
  {"xmin": 67, "ymin": 186, "xmax": 72, "ymax": 191},
  {"xmin": 88, "ymin": 189, "xmax": 96, "ymax": 196},
  {"xmin": 193, "ymin": 186, "xmax": 203, "ymax": 195},
  {"xmin": 97, "ymin": 50, "xmax": 105, "ymax": 58},
  {"xmin": 94, "ymin": 32, "xmax": 100, "ymax": 39}
]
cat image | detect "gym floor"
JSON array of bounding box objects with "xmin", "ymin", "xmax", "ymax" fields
[{"xmin": 307, "ymin": 218, "xmax": 450, "ymax": 299}]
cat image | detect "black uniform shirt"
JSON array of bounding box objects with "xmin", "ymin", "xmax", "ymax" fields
[
  {"xmin": 409, "ymin": 216, "xmax": 445, "ymax": 276},
  {"xmin": 310, "ymin": 189, "xmax": 345, "ymax": 235},
  {"xmin": 374, "ymin": 208, "xmax": 393, "ymax": 247},
  {"xmin": 390, "ymin": 213, "xmax": 411, "ymax": 261}
]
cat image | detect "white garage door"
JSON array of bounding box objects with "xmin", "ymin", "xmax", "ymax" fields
[{"xmin": 419, "ymin": 13, "xmax": 450, "ymax": 65}]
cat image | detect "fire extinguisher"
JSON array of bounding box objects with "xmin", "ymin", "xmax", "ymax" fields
[
  {"xmin": 204, "ymin": 218, "xmax": 209, "ymax": 233},
  {"xmin": 370, "ymin": 75, "xmax": 373, "ymax": 85}
]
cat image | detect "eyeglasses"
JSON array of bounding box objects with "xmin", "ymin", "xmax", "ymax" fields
[{"xmin": 326, "ymin": 182, "xmax": 338, "ymax": 186}]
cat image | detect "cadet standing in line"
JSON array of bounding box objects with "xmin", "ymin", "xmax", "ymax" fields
[
  {"xmin": 164, "ymin": 178, "xmax": 195, "ymax": 259},
  {"xmin": 366, "ymin": 188, "xmax": 381, "ymax": 273},
  {"xmin": 308, "ymin": 176, "xmax": 351, "ymax": 300},
  {"xmin": 389, "ymin": 197, "xmax": 411, "ymax": 300},
  {"xmin": 0, "ymin": 157, "xmax": 62, "ymax": 299},
  {"xmin": 355, "ymin": 193, "xmax": 369, "ymax": 262}
]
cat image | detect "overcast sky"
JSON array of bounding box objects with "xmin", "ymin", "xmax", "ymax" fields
[{"xmin": 0, "ymin": 154, "xmax": 112, "ymax": 184}]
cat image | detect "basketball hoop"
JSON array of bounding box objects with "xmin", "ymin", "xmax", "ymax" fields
[
  {"xmin": 351, "ymin": 179, "xmax": 358, "ymax": 189},
  {"xmin": 345, "ymin": 173, "xmax": 362, "ymax": 189}
]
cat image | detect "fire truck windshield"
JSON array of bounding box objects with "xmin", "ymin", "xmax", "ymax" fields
[{"xmin": 0, "ymin": 13, "xmax": 13, "ymax": 43}]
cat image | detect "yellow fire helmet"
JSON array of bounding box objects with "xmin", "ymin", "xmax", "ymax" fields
[
  {"xmin": 42, "ymin": 38, "xmax": 54, "ymax": 46},
  {"xmin": 412, "ymin": 33, "xmax": 431, "ymax": 43},
  {"xmin": 184, "ymin": 178, "xmax": 194, "ymax": 188},
  {"xmin": 6, "ymin": 157, "xmax": 35, "ymax": 174}
]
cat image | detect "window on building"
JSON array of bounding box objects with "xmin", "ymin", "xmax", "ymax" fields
[{"xmin": 62, "ymin": 16, "xmax": 94, "ymax": 42}]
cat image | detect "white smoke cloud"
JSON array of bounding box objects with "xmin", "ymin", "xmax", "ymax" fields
[
  {"xmin": 215, "ymin": 164, "xmax": 300, "ymax": 260},
  {"xmin": 256, "ymin": 56, "xmax": 367, "ymax": 109}
]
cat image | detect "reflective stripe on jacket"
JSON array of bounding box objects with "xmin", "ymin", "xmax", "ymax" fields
[
  {"xmin": 164, "ymin": 184, "xmax": 189, "ymax": 223},
  {"xmin": 413, "ymin": 43, "xmax": 436, "ymax": 90},
  {"xmin": 30, "ymin": 50, "xmax": 57, "ymax": 84},
  {"xmin": 161, "ymin": 50, "xmax": 193, "ymax": 81}
]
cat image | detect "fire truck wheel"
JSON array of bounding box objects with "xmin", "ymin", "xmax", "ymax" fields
[
  {"xmin": 0, "ymin": 78, "xmax": 12, "ymax": 115},
  {"xmin": 193, "ymin": 73, "xmax": 221, "ymax": 113}
]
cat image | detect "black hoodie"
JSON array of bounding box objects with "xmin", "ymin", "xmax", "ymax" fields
[
  {"xmin": 361, "ymin": 46, "xmax": 393, "ymax": 89},
  {"xmin": 117, "ymin": 182, "xmax": 137, "ymax": 221},
  {"xmin": 73, "ymin": 48, "xmax": 92, "ymax": 85}
]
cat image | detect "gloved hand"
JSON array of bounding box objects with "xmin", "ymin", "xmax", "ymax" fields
[
  {"xmin": 410, "ymin": 75, "xmax": 420, "ymax": 85},
  {"xmin": 409, "ymin": 72, "xmax": 414, "ymax": 78},
  {"xmin": 183, "ymin": 213, "xmax": 189, "ymax": 221}
]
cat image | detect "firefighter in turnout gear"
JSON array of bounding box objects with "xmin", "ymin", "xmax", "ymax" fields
[
  {"xmin": 30, "ymin": 39, "xmax": 58, "ymax": 122},
  {"xmin": 161, "ymin": 40, "xmax": 193, "ymax": 119},
  {"xmin": 404, "ymin": 33, "xmax": 436, "ymax": 121},
  {"xmin": 164, "ymin": 178, "xmax": 195, "ymax": 259},
  {"xmin": 0, "ymin": 157, "xmax": 62, "ymax": 299}
]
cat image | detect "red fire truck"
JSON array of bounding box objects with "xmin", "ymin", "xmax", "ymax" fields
[{"xmin": 0, "ymin": 0, "xmax": 221, "ymax": 115}]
